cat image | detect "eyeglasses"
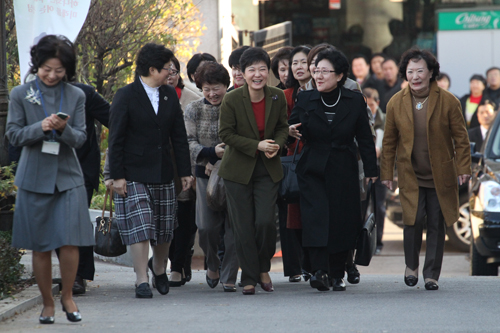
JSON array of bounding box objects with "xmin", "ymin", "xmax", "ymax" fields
[
  {"xmin": 313, "ymin": 70, "xmax": 336, "ymax": 76},
  {"xmin": 169, "ymin": 70, "xmax": 179, "ymax": 77}
]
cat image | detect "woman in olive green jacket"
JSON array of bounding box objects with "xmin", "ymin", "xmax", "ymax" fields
[{"xmin": 219, "ymin": 47, "xmax": 289, "ymax": 295}]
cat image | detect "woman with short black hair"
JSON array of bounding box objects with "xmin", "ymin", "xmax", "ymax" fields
[
  {"xmin": 164, "ymin": 55, "xmax": 199, "ymax": 287},
  {"xmin": 271, "ymin": 46, "xmax": 293, "ymax": 90},
  {"xmin": 108, "ymin": 43, "xmax": 192, "ymax": 299},
  {"xmin": 288, "ymin": 49, "xmax": 377, "ymax": 292},
  {"xmin": 219, "ymin": 47, "xmax": 289, "ymax": 295},
  {"xmin": 460, "ymin": 74, "xmax": 487, "ymax": 129},
  {"xmin": 7, "ymin": 34, "xmax": 92, "ymax": 323},
  {"xmin": 184, "ymin": 62, "xmax": 239, "ymax": 292},
  {"xmin": 228, "ymin": 46, "xmax": 250, "ymax": 91},
  {"xmin": 185, "ymin": 53, "xmax": 217, "ymax": 97}
]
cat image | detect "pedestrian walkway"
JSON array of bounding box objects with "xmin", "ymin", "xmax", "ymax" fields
[{"xmin": 1, "ymin": 255, "xmax": 497, "ymax": 333}]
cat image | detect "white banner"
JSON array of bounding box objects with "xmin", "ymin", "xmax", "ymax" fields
[{"xmin": 14, "ymin": 0, "xmax": 91, "ymax": 82}]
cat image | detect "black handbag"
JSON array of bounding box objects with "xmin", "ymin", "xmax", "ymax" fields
[
  {"xmin": 279, "ymin": 139, "xmax": 302, "ymax": 203},
  {"xmin": 94, "ymin": 189, "xmax": 127, "ymax": 257},
  {"xmin": 355, "ymin": 180, "xmax": 377, "ymax": 266}
]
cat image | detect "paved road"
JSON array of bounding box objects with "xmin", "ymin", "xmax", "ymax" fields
[{"xmin": 2, "ymin": 221, "xmax": 499, "ymax": 332}]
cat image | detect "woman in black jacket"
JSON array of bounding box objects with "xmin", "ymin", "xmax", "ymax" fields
[
  {"xmin": 289, "ymin": 49, "xmax": 377, "ymax": 292},
  {"xmin": 108, "ymin": 43, "xmax": 192, "ymax": 299}
]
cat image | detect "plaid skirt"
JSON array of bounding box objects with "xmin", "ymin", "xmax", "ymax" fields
[{"xmin": 114, "ymin": 181, "xmax": 177, "ymax": 246}]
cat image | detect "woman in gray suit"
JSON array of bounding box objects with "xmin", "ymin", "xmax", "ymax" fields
[{"xmin": 6, "ymin": 35, "xmax": 93, "ymax": 324}]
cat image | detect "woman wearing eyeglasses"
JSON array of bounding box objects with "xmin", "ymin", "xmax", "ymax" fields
[
  {"xmin": 108, "ymin": 43, "xmax": 192, "ymax": 298},
  {"xmin": 288, "ymin": 49, "xmax": 377, "ymax": 292},
  {"xmin": 163, "ymin": 56, "xmax": 199, "ymax": 287}
]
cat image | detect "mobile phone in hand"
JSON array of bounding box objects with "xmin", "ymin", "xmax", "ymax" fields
[{"xmin": 56, "ymin": 112, "xmax": 69, "ymax": 120}]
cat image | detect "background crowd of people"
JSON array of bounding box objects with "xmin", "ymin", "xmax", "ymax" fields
[{"xmin": 9, "ymin": 31, "xmax": 500, "ymax": 323}]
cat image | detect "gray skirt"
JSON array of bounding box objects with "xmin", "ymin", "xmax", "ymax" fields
[{"xmin": 12, "ymin": 185, "xmax": 95, "ymax": 252}]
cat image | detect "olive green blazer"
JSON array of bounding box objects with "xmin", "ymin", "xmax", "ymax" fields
[{"xmin": 218, "ymin": 83, "xmax": 289, "ymax": 185}]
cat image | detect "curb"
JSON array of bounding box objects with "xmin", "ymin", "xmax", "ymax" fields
[{"xmin": 0, "ymin": 284, "xmax": 59, "ymax": 322}]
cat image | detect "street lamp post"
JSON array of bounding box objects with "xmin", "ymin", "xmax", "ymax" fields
[{"xmin": 0, "ymin": 0, "xmax": 10, "ymax": 166}]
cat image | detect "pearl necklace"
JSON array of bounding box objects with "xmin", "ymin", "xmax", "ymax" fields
[
  {"xmin": 321, "ymin": 89, "xmax": 341, "ymax": 107},
  {"xmin": 412, "ymin": 95, "xmax": 429, "ymax": 110}
]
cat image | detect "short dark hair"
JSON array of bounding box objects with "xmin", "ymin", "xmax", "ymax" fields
[
  {"xmin": 382, "ymin": 57, "xmax": 398, "ymax": 67},
  {"xmin": 371, "ymin": 52, "xmax": 387, "ymax": 62},
  {"xmin": 307, "ymin": 43, "xmax": 336, "ymax": 70},
  {"xmin": 315, "ymin": 49, "xmax": 350, "ymax": 87},
  {"xmin": 170, "ymin": 56, "xmax": 184, "ymax": 89},
  {"xmin": 186, "ymin": 53, "xmax": 217, "ymax": 82},
  {"xmin": 351, "ymin": 54, "xmax": 369, "ymax": 65},
  {"xmin": 470, "ymin": 74, "xmax": 487, "ymax": 86},
  {"xmin": 228, "ymin": 46, "xmax": 250, "ymax": 68},
  {"xmin": 271, "ymin": 46, "xmax": 293, "ymax": 80},
  {"xmin": 486, "ymin": 67, "xmax": 500, "ymax": 76},
  {"xmin": 29, "ymin": 35, "xmax": 77, "ymax": 81},
  {"xmin": 194, "ymin": 62, "xmax": 231, "ymax": 89},
  {"xmin": 363, "ymin": 87, "xmax": 379, "ymax": 102},
  {"xmin": 398, "ymin": 48, "xmax": 440, "ymax": 82},
  {"xmin": 239, "ymin": 47, "xmax": 270, "ymax": 73},
  {"xmin": 136, "ymin": 43, "xmax": 174, "ymax": 77},
  {"xmin": 285, "ymin": 46, "xmax": 311, "ymax": 90},
  {"xmin": 479, "ymin": 99, "xmax": 497, "ymax": 110},
  {"xmin": 436, "ymin": 72, "xmax": 451, "ymax": 88}
]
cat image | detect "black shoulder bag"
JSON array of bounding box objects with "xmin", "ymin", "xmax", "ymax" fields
[
  {"xmin": 279, "ymin": 139, "xmax": 302, "ymax": 204},
  {"xmin": 94, "ymin": 189, "xmax": 127, "ymax": 257},
  {"xmin": 355, "ymin": 179, "xmax": 377, "ymax": 266}
]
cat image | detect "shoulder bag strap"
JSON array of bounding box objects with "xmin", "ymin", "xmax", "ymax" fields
[{"xmin": 292, "ymin": 138, "xmax": 301, "ymax": 164}]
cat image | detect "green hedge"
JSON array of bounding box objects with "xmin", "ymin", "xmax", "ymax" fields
[{"xmin": 0, "ymin": 231, "xmax": 25, "ymax": 299}]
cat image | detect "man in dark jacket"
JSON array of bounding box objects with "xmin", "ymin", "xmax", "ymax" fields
[
  {"xmin": 484, "ymin": 67, "xmax": 500, "ymax": 111},
  {"xmin": 468, "ymin": 99, "xmax": 497, "ymax": 153},
  {"xmin": 379, "ymin": 58, "xmax": 402, "ymax": 113},
  {"xmin": 72, "ymin": 83, "xmax": 110, "ymax": 294}
]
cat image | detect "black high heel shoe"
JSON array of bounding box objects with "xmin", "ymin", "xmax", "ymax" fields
[
  {"xmin": 206, "ymin": 273, "xmax": 220, "ymax": 289},
  {"xmin": 61, "ymin": 300, "xmax": 82, "ymax": 322},
  {"xmin": 39, "ymin": 308, "xmax": 55, "ymax": 324}
]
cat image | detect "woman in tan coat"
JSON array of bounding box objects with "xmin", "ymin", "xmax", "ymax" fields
[{"xmin": 380, "ymin": 49, "xmax": 471, "ymax": 291}]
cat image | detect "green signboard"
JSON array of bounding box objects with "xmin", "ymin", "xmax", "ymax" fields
[{"xmin": 439, "ymin": 11, "xmax": 500, "ymax": 31}]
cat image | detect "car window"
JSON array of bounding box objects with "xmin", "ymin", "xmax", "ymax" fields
[{"xmin": 489, "ymin": 122, "xmax": 500, "ymax": 159}]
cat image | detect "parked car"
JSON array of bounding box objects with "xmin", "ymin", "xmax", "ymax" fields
[
  {"xmin": 385, "ymin": 171, "xmax": 471, "ymax": 252},
  {"xmin": 469, "ymin": 115, "xmax": 500, "ymax": 276}
]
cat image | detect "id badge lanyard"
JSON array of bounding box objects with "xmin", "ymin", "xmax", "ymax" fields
[{"xmin": 35, "ymin": 78, "xmax": 64, "ymax": 141}]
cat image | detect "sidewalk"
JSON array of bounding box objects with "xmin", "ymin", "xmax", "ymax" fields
[
  {"xmin": 0, "ymin": 219, "xmax": 475, "ymax": 330},
  {"xmin": 1, "ymin": 256, "xmax": 497, "ymax": 332}
]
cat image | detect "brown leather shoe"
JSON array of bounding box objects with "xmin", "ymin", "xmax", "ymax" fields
[
  {"xmin": 72, "ymin": 276, "xmax": 86, "ymax": 295},
  {"xmin": 259, "ymin": 281, "xmax": 274, "ymax": 292},
  {"xmin": 242, "ymin": 287, "xmax": 255, "ymax": 295}
]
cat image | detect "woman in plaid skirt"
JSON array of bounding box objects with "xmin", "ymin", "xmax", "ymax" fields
[{"xmin": 108, "ymin": 43, "xmax": 192, "ymax": 298}]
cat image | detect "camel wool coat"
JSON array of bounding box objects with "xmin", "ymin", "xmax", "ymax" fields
[{"xmin": 380, "ymin": 81, "xmax": 471, "ymax": 227}]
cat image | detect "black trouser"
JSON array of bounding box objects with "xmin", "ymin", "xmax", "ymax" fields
[
  {"xmin": 374, "ymin": 177, "xmax": 387, "ymax": 247},
  {"xmin": 404, "ymin": 187, "xmax": 446, "ymax": 281},
  {"xmin": 168, "ymin": 200, "xmax": 196, "ymax": 273},
  {"xmin": 76, "ymin": 183, "xmax": 96, "ymax": 280},
  {"xmin": 277, "ymin": 198, "xmax": 303, "ymax": 277},
  {"xmin": 224, "ymin": 158, "xmax": 278, "ymax": 286},
  {"xmin": 307, "ymin": 247, "xmax": 349, "ymax": 279}
]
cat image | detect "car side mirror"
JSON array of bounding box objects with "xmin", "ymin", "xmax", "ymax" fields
[{"xmin": 470, "ymin": 142, "xmax": 483, "ymax": 163}]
